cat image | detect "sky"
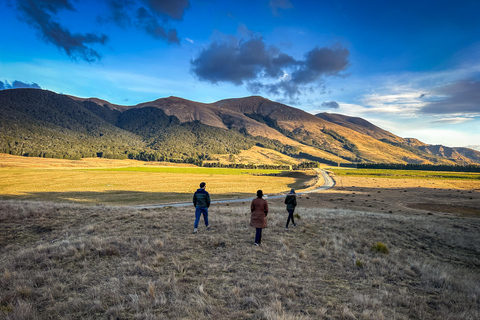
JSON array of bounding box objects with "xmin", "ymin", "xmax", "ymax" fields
[{"xmin": 1, "ymin": 0, "xmax": 479, "ymax": 148}]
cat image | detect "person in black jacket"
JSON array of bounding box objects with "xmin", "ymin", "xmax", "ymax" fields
[
  {"xmin": 193, "ymin": 182, "xmax": 211, "ymax": 234},
  {"xmin": 285, "ymin": 188, "xmax": 297, "ymax": 229}
]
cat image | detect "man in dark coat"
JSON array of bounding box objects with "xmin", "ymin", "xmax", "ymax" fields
[
  {"xmin": 193, "ymin": 182, "xmax": 210, "ymax": 234},
  {"xmin": 250, "ymin": 190, "xmax": 268, "ymax": 245}
]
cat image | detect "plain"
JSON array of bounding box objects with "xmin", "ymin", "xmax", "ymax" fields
[{"xmin": 0, "ymin": 154, "xmax": 479, "ymax": 319}]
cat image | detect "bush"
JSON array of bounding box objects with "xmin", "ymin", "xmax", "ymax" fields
[{"xmin": 371, "ymin": 242, "xmax": 389, "ymax": 254}]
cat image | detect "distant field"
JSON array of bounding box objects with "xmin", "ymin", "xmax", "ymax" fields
[
  {"xmin": 92, "ymin": 167, "xmax": 284, "ymax": 175},
  {"xmin": 331, "ymin": 168, "xmax": 480, "ymax": 180},
  {"xmin": 0, "ymin": 157, "xmax": 316, "ymax": 205}
]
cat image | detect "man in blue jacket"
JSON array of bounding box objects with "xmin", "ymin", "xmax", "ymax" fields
[{"xmin": 193, "ymin": 182, "xmax": 211, "ymax": 234}]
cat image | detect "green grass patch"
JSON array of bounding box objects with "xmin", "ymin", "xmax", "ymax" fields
[
  {"xmin": 89, "ymin": 166, "xmax": 284, "ymax": 175},
  {"xmin": 332, "ymin": 169, "xmax": 480, "ymax": 180}
]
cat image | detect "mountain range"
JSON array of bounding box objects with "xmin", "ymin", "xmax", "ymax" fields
[{"xmin": 1, "ymin": 88, "xmax": 479, "ymax": 166}]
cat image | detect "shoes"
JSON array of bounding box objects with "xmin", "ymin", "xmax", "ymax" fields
[
  {"xmin": 206, "ymin": 225, "xmax": 211, "ymax": 231},
  {"xmin": 254, "ymin": 243, "xmax": 259, "ymax": 246},
  {"xmin": 294, "ymin": 223, "xmax": 297, "ymax": 227},
  {"xmin": 285, "ymin": 227, "xmax": 288, "ymax": 230},
  {"xmin": 193, "ymin": 228, "xmax": 198, "ymax": 234}
]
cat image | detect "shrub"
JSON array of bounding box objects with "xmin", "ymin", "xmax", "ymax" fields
[
  {"xmin": 356, "ymin": 258, "xmax": 364, "ymax": 268},
  {"xmin": 371, "ymin": 242, "xmax": 389, "ymax": 254}
]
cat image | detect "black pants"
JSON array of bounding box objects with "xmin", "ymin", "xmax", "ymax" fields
[
  {"xmin": 255, "ymin": 228, "xmax": 262, "ymax": 244},
  {"xmin": 286, "ymin": 210, "xmax": 295, "ymax": 227}
]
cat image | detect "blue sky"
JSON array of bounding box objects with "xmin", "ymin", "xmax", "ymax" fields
[{"xmin": 1, "ymin": 0, "xmax": 479, "ymax": 147}]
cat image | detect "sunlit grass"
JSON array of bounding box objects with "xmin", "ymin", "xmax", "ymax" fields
[
  {"xmin": 332, "ymin": 168, "xmax": 480, "ymax": 180},
  {"xmin": 0, "ymin": 167, "xmax": 315, "ymax": 205},
  {"xmin": 91, "ymin": 166, "xmax": 284, "ymax": 175}
]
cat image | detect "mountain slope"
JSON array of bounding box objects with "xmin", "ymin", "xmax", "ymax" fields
[
  {"xmin": 315, "ymin": 113, "xmax": 479, "ymax": 165},
  {"xmin": 212, "ymin": 97, "xmax": 460, "ymax": 164},
  {"xmin": 0, "ymin": 89, "xmax": 146, "ymax": 159},
  {"xmin": 315, "ymin": 113, "xmax": 404, "ymax": 143},
  {"xmin": 1, "ymin": 89, "xmax": 478, "ymax": 166}
]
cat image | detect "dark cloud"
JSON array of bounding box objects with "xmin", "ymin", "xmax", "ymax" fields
[
  {"xmin": 0, "ymin": 80, "xmax": 41, "ymax": 90},
  {"xmin": 422, "ymin": 80, "xmax": 480, "ymax": 114},
  {"xmin": 106, "ymin": 0, "xmax": 189, "ymax": 43},
  {"xmin": 190, "ymin": 37, "xmax": 296, "ymax": 85},
  {"xmin": 15, "ymin": 0, "xmax": 108, "ymax": 62},
  {"xmin": 321, "ymin": 101, "xmax": 340, "ymax": 109},
  {"xmin": 290, "ymin": 46, "xmax": 350, "ymax": 84},
  {"xmin": 269, "ymin": 0, "xmax": 293, "ymax": 16},
  {"xmin": 14, "ymin": 0, "xmax": 190, "ymax": 61},
  {"xmin": 191, "ymin": 36, "xmax": 350, "ymax": 100},
  {"xmin": 143, "ymin": 0, "xmax": 190, "ymax": 20},
  {"xmin": 101, "ymin": 0, "xmax": 134, "ymax": 28},
  {"xmin": 136, "ymin": 7, "xmax": 179, "ymax": 43}
]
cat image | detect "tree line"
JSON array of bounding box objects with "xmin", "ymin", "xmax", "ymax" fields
[{"xmin": 357, "ymin": 163, "xmax": 480, "ymax": 172}]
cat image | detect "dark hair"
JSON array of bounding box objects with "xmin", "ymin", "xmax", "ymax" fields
[
  {"xmin": 200, "ymin": 182, "xmax": 206, "ymax": 188},
  {"xmin": 256, "ymin": 190, "xmax": 263, "ymax": 198}
]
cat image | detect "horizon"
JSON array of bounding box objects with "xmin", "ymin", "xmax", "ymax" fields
[{"xmin": 1, "ymin": 0, "xmax": 479, "ymax": 147}]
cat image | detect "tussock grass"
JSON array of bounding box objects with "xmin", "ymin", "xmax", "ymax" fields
[{"xmin": 0, "ymin": 200, "xmax": 479, "ymax": 319}]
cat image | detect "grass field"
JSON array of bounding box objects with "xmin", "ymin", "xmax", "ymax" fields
[
  {"xmin": 0, "ymin": 196, "xmax": 478, "ymax": 319},
  {"xmin": 92, "ymin": 167, "xmax": 285, "ymax": 175},
  {"xmin": 0, "ymin": 155, "xmax": 316, "ymax": 205},
  {"xmin": 331, "ymin": 168, "xmax": 480, "ymax": 180},
  {"xmin": 1, "ymin": 154, "xmax": 479, "ymax": 319}
]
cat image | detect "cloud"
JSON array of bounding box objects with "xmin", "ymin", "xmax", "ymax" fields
[
  {"xmin": 269, "ymin": 0, "xmax": 293, "ymax": 16},
  {"xmin": 190, "ymin": 35, "xmax": 349, "ymax": 100},
  {"xmin": 144, "ymin": 0, "xmax": 190, "ymax": 20},
  {"xmin": 290, "ymin": 46, "xmax": 350, "ymax": 85},
  {"xmin": 101, "ymin": 0, "xmax": 134, "ymax": 28},
  {"xmin": 361, "ymin": 89, "xmax": 429, "ymax": 117},
  {"xmin": 106, "ymin": 0, "xmax": 190, "ymax": 44},
  {"xmin": 0, "ymin": 80, "xmax": 41, "ymax": 90},
  {"xmin": 136, "ymin": 7, "xmax": 180, "ymax": 43},
  {"xmin": 15, "ymin": 0, "xmax": 108, "ymax": 62},
  {"xmin": 321, "ymin": 101, "xmax": 340, "ymax": 109},
  {"xmin": 430, "ymin": 117, "xmax": 475, "ymax": 124},
  {"xmin": 421, "ymin": 80, "xmax": 480, "ymax": 114},
  {"xmin": 14, "ymin": 0, "xmax": 190, "ymax": 61}
]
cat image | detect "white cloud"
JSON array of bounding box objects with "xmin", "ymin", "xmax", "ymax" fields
[{"xmin": 430, "ymin": 117, "xmax": 475, "ymax": 124}]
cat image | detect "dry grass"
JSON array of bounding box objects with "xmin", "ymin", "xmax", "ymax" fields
[
  {"xmin": 1, "ymin": 196, "xmax": 479, "ymax": 319},
  {"xmin": 0, "ymin": 155, "xmax": 316, "ymax": 205},
  {"xmin": 211, "ymin": 146, "xmax": 302, "ymax": 165}
]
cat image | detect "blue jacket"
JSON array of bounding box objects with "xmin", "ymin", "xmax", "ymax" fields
[{"xmin": 193, "ymin": 188, "xmax": 210, "ymax": 208}]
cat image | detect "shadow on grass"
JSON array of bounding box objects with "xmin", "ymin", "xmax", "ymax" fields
[{"xmin": 0, "ymin": 191, "xmax": 258, "ymax": 206}]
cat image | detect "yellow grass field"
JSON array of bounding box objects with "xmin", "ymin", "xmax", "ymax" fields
[{"xmin": 0, "ymin": 154, "xmax": 316, "ymax": 205}]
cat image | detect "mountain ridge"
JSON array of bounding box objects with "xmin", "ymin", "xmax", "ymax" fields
[{"xmin": 1, "ymin": 88, "xmax": 479, "ymax": 166}]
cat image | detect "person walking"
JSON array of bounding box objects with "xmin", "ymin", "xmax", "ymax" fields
[
  {"xmin": 285, "ymin": 188, "xmax": 297, "ymax": 230},
  {"xmin": 250, "ymin": 190, "xmax": 268, "ymax": 246},
  {"xmin": 193, "ymin": 182, "xmax": 210, "ymax": 234}
]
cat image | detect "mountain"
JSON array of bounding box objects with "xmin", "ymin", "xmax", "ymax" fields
[
  {"xmin": 1, "ymin": 88, "xmax": 479, "ymax": 166},
  {"xmin": 315, "ymin": 113, "xmax": 480, "ymax": 165}
]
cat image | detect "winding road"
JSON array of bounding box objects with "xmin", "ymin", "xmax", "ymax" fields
[{"xmin": 136, "ymin": 169, "xmax": 335, "ymax": 209}]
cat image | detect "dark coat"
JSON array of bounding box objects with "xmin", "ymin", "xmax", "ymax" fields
[
  {"xmin": 193, "ymin": 188, "xmax": 210, "ymax": 208},
  {"xmin": 250, "ymin": 197, "xmax": 268, "ymax": 228},
  {"xmin": 285, "ymin": 194, "xmax": 297, "ymax": 211}
]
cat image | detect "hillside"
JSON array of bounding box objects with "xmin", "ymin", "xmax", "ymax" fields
[{"xmin": 0, "ymin": 88, "xmax": 479, "ymax": 166}]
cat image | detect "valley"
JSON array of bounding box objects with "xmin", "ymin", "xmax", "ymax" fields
[{"xmin": 0, "ymin": 158, "xmax": 478, "ymax": 319}]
